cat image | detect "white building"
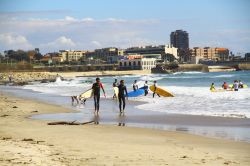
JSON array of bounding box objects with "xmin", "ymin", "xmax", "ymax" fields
[
  {"xmin": 118, "ymin": 58, "xmax": 156, "ymax": 70},
  {"xmin": 165, "ymin": 44, "xmax": 178, "ymax": 59}
]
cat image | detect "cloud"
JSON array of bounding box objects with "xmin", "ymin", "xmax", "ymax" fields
[
  {"xmin": 91, "ymin": 41, "xmax": 102, "ymax": 47},
  {"xmin": 0, "ymin": 33, "xmax": 33, "ymax": 50},
  {"xmin": 40, "ymin": 36, "xmax": 76, "ymax": 51},
  {"xmin": 1, "ymin": 15, "xmax": 248, "ymax": 54},
  {"xmin": 64, "ymin": 16, "xmax": 78, "ymax": 22}
]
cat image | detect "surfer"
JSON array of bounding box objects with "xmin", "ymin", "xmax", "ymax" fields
[
  {"xmin": 233, "ymin": 80, "xmax": 239, "ymax": 91},
  {"xmin": 239, "ymin": 80, "xmax": 244, "ymax": 88},
  {"xmin": 113, "ymin": 79, "xmax": 119, "ymax": 99},
  {"xmin": 210, "ymin": 83, "xmax": 215, "ymax": 91},
  {"xmin": 92, "ymin": 77, "xmax": 106, "ymax": 115},
  {"xmin": 133, "ymin": 80, "xmax": 138, "ymax": 91},
  {"xmin": 144, "ymin": 81, "xmax": 149, "ymax": 96},
  {"xmin": 153, "ymin": 81, "xmax": 160, "ymax": 98},
  {"xmin": 118, "ymin": 80, "xmax": 128, "ymax": 114},
  {"xmin": 222, "ymin": 82, "xmax": 228, "ymax": 90}
]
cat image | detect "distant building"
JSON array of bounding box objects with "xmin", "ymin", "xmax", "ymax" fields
[
  {"xmin": 245, "ymin": 53, "xmax": 250, "ymax": 61},
  {"xmin": 60, "ymin": 50, "xmax": 86, "ymax": 62},
  {"xmin": 170, "ymin": 30, "xmax": 190, "ymax": 62},
  {"xmin": 191, "ymin": 47, "xmax": 229, "ymax": 61},
  {"xmin": 124, "ymin": 45, "xmax": 177, "ymax": 62},
  {"xmin": 125, "ymin": 45, "xmax": 165, "ymax": 56},
  {"xmin": 170, "ymin": 30, "xmax": 189, "ymax": 49},
  {"xmin": 118, "ymin": 49, "xmax": 125, "ymax": 56},
  {"xmin": 118, "ymin": 57, "xmax": 156, "ymax": 70},
  {"xmin": 162, "ymin": 44, "xmax": 178, "ymax": 62},
  {"xmin": 85, "ymin": 47, "xmax": 118, "ymax": 64}
]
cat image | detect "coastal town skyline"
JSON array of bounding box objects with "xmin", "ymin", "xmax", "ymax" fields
[{"xmin": 0, "ymin": 0, "xmax": 249, "ymax": 54}]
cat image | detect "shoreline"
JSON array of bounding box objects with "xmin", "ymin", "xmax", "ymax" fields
[{"xmin": 1, "ymin": 92, "xmax": 250, "ymax": 165}]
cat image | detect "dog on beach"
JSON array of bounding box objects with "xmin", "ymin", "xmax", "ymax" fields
[{"xmin": 71, "ymin": 96, "xmax": 86, "ymax": 104}]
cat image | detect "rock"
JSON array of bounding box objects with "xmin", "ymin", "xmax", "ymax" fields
[
  {"xmin": 13, "ymin": 106, "xmax": 18, "ymax": 108},
  {"xmin": 22, "ymin": 138, "xmax": 34, "ymax": 141}
]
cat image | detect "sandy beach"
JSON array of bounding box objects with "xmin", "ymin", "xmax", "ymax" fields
[{"xmin": 0, "ymin": 92, "xmax": 250, "ymax": 166}]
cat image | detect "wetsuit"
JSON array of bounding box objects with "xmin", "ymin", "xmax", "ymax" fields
[
  {"xmin": 92, "ymin": 82, "xmax": 104, "ymax": 111},
  {"xmin": 144, "ymin": 83, "xmax": 149, "ymax": 96},
  {"xmin": 153, "ymin": 83, "xmax": 160, "ymax": 98},
  {"xmin": 118, "ymin": 84, "xmax": 128, "ymax": 113}
]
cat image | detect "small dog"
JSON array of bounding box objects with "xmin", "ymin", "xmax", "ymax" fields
[{"xmin": 71, "ymin": 96, "xmax": 86, "ymax": 104}]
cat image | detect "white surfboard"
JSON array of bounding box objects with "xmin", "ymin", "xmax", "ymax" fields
[{"xmin": 79, "ymin": 89, "xmax": 93, "ymax": 99}]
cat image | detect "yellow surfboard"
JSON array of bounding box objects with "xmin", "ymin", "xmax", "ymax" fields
[
  {"xmin": 210, "ymin": 89, "xmax": 234, "ymax": 92},
  {"xmin": 79, "ymin": 89, "xmax": 93, "ymax": 99},
  {"xmin": 149, "ymin": 85, "xmax": 174, "ymax": 97},
  {"xmin": 229, "ymin": 84, "xmax": 248, "ymax": 88}
]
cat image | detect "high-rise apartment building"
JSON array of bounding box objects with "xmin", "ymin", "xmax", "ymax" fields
[{"xmin": 170, "ymin": 30, "xmax": 189, "ymax": 49}]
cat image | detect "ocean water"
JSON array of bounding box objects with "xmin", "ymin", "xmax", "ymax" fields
[
  {"xmin": 21, "ymin": 70, "xmax": 250, "ymax": 118},
  {"xmin": 1, "ymin": 71, "xmax": 250, "ymax": 142}
]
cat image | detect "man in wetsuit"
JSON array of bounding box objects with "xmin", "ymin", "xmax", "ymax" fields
[
  {"xmin": 144, "ymin": 81, "xmax": 149, "ymax": 96},
  {"xmin": 92, "ymin": 77, "xmax": 106, "ymax": 115},
  {"xmin": 118, "ymin": 80, "xmax": 128, "ymax": 114},
  {"xmin": 153, "ymin": 80, "xmax": 160, "ymax": 98}
]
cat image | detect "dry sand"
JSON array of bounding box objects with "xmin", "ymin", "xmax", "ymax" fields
[{"xmin": 0, "ymin": 93, "xmax": 250, "ymax": 166}]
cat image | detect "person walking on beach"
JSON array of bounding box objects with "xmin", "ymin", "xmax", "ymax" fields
[
  {"xmin": 144, "ymin": 81, "xmax": 149, "ymax": 96},
  {"xmin": 113, "ymin": 79, "xmax": 119, "ymax": 99},
  {"xmin": 8, "ymin": 74, "xmax": 12, "ymax": 83},
  {"xmin": 118, "ymin": 80, "xmax": 128, "ymax": 114},
  {"xmin": 92, "ymin": 77, "xmax": 106, "ymax": 115},
  {"xmin": 133, "ymin": 80, "xmax": 138, "ymax": 91},
  {"xmin": 153, "ymin": 80, "xmax": 160, "ymax": 98}
]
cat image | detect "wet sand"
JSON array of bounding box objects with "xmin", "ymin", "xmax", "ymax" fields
[{"xmin": 1, "ymin": 93, "xmax": 250, "ymax": 165}]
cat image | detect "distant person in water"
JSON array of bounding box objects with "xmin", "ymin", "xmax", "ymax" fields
[
  {"xmin": 92, "ymin": 77, "xmax": 106, "ymax": 115},
  {"xmin": 239, "ymin": 80, "xmax": 244, "ymax": 88},
  {"xmin": 118, "ymin": 80, "xmax": 128, "ymax": 114},
  {"xmin": 233, "ymin": 80, "xmax": 239, "ymax": 91},
  {"xmin": 153, "ymin": 80, "xmax": 160, "ymax": 98},
  {"xmin": 133, "ymin": 80, "xmax": 138, "ymax": 91},
  {"xmin": 144, "ymin": 81, "xmax": 149, "ymax": 96},
  {"xmin": 210, "ymin": 83, "xmax": 215, "ymax": 91},
  {"xmin": 222, "ymin": 82, "xmax": 228, "ymax": 90},
  {"xmin": 112, "ymin": 79, "xmax": 119, "ymax": 99}
]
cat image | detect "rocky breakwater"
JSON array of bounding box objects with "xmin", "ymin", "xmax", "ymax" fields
[
  {"xmin": 0, "ymin": 72, "xmax": 57, "ymax": 85},
  {"xmin": 152, "ymin": 63, "xmax": 209, "ymax": 73}
]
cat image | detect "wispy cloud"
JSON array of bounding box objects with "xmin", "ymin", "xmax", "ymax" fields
[{"xmin": 0, "ymin": 33, "xmax": 33, "ymax": 50}]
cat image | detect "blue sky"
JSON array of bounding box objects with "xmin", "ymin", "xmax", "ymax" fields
[{"xmin": 0, "ymin": 0, "xmax": 249, "ymax": 54}]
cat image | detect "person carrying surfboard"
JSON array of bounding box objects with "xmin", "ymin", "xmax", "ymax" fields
[
  {"xmin": 133, "ymin": 80, "xmax": 139, "ymax": 91},
  {"xmin": 113, "ymin": 79, "xmax": 119, "ymax": 99},
  {"xmin": 92, "ymin": 77, "xmax": 106, "ymax": 115},
  {"xmin": 118, "ymin": 80, "xmax": 128, "ymax": 114},
  {"xmin": 153, "ymin": 81, "xmax": 160, "ymax": 98}
]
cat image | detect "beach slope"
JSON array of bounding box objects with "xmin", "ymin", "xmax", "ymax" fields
[{"xmin": 0, "ymin": 93, "xmax": 249, "ymax": 165}]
